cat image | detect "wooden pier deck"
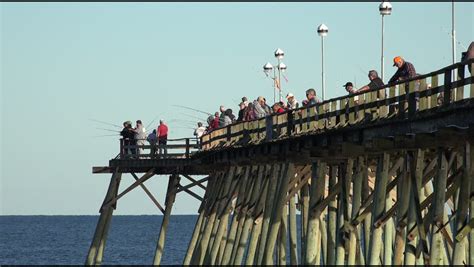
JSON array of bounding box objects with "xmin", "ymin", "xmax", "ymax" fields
[{"xmin": 88, "ymin": 59, "xmax": 474, "ymax": 265}]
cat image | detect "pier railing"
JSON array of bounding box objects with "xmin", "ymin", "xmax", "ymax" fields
[
  {"xmin": 118, "ymin": 137, "xmax": 200, "ymax": 159},
  {"xmin": 200, "ymin": 59, "xmax": 474, "ymax": 151}
]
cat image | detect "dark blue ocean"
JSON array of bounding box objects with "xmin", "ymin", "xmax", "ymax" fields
[{"xmin": 0, "ymin": 215, "xmax": 198, "ymax": 265}]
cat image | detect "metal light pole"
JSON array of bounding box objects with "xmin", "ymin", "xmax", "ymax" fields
[
  {"xmin": 274, "ymin": 48, "xmax": 285, "ymax": 102},
  {"xmin": 379, "ymin": 1, "xmax": 392, "ymax": 82},
  {"xmin": 263, "ymin": 62, "xmax": 275, "ymax": 103},
  {"xmin": 452, "ymin": 0, "xmax": 456, "ymax": 65},
  {"xmin": 317, "ymin": 24, "xmax": 328, "ymax": 101},
  {"xmin": 277, "ymin": 62, "xmax": 287, "ymax": 102}
]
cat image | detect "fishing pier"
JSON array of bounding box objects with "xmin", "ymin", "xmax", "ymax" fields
[{"xmin": 87, "ymin": 59, "xmax": 474, "ymax": 265}]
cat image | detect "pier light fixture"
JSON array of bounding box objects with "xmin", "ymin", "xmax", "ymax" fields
[
  {"xmin": 263, "ymin": 62, "xmax": 274, "ymax": 75},
  {"xmin": 274, "ymin": 48, "xmax": 285, "ymax": 59},
  {"xmin": 264, "ymin": 49, "xmax": 287, "ymax": 103},
  {"xmin": 277, "ymin": 62, "xmax": 287, "ymax": 72},
  {"xmin": 317, "ymin": 23, "xmax": 328, "ymax": 101},
  {"xmin": 379, "ymin": 1, "xmax": 392, "ymax": 15},
  {"xmin": 317, "ymin": 23, "xmax": 329, "ymax": 37}
]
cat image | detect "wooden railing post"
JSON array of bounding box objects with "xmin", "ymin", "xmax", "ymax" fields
[
  {"xmin": 186, "ymin": 138, "xmax": 190, "ymax": 158},
  {"xmin": 443, "ymin": 69, "xmax": 452, "ymax": 105},
  {"xmin": 120, "ymin": 138, "xmax": 124, "ymax": 158}
]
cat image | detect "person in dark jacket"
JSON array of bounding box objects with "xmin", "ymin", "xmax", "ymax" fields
[
  {"xmin": 120, "ymin": 121, "xmax": 136, "ymax": 156},
  {"xmin": 237, "ymin": 102, "xmax": 246, "ymax": 121},
  {"xmin": 388, "ymin": 56, "xmax": 417, "ymax": 84},
  {"xmin": 358, "ymin": 70, "xmax": 386, "ymax": 99}
]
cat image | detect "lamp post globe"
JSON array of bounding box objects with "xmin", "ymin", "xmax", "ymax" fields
[
  {"xmin": 317, "ymin": 23, "xmax": 329, "ymax": 37},
  {"xmin": 274, "ymin": 48, "xmax": 285, "ymax": 60},
  {"xmin": 277, "ymin": 62, "xmax": 287, "ymax": 72},
  {"xmin": 379, "ymin": 1, "xmax": 392, "ymax": 16},
  {"xmin": 263, "ymin": 62, "xmax": 274, "ymax": 74}
]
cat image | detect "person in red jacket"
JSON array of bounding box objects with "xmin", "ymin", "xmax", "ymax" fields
[
  {"xmin": 157, "ymin": 120, "xmax": 168, "ymax": 157},
  {"xmin": 211, "ymin": 112, "xmax": 220, "ymax": 129},
  {"xmin": 272, "ymin": 102, "xmax": 286, "ymax": 114}
]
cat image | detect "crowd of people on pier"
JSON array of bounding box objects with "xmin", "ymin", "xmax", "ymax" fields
[
  {"xmin": 198, "ymin": 55, "xmax": 424, "ymax": 136},
  {"xmin": 118, "ymin": 43, "xmax": 474, "ymax": 155}
]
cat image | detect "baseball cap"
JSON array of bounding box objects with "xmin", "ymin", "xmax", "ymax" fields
[
  {"xmin": 343, "ymin": 82, "xmax": 353, "ymax": 87},
  {"xmin": 393, "ymin": 56, "xmax": 403, "ymax": 66},
  {"xmin": 286, "ymin": 93, "xmax": 294, "ymax": 99}
]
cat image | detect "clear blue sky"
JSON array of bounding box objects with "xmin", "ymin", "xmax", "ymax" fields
[{"xmin": 1, "ymin": 3, "xmax": 472, "ymax": 215}]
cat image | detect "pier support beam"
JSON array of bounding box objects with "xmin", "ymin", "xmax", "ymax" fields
[
  {"xmin": 368, "ymin": 152, "xmax": 390, "ymax": 265},
  {"xmin": 85, "ymin": 169, "xmax": 122, "ymax": 265},
  {"xmin": 153, "ymin": 174, "xmax": 180, "ymax": 265},
  {"xmin": 305, "ymin": 160, "xmax": 327, "ymax": 265}
]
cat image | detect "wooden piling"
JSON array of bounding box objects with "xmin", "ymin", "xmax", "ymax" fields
[
  {"xmin": 191, "ymin": 174, "xmax": 224, "ymax": 265},
  {"xmin": 263, "ymin": 163, "xmax": 293, "ymax": 265},
  {"xmin": 288, "ymin": 193, "xmax": 298, "ymax": 265},
  {"xmin": 393, "ymin": 153, "xmax": 410, "ymax": 265},
  {"xmin": 300, "ymin": 182, "xmax": 309, "ymax": 262},
  {"xmin": 305, "ymin": 160, "xmax": 327, "ymax": 265},
  {"xmin": 204, "ymin": 167, "xmax": 238, "ymax": 265},
  {"xmin": 245, "ymin": 166, "xmax": 270, "ymax": 265},
  {"xmin": 327, "ymin": 165, "xmax": 337, "ymax": 265},
  {"xmin": 219, "ymin": 167, "xmax": 251, "ymax": 265},
  {"xmin": 229, "ymin": 167, "xmax": 257, "ymax": 264},
  {"xmin": 233, "ymin": 166, "xmax": 265, "ymax": 265},
  {"xmin": 368, "ymin": 152, "xmax": 390, "ymax": 265},
  {"xmin": 347, "ymin": 157, "xmax": 364, "ymax": 265},
  {"xmin": 429, "ymin": 150, "xmax": 448, "ymax": 265},
  {"xmin": 183, "ymin": 175, "xmax": 215, "ymax": 265},
  {"xmin": 470, "ymin": 144, "xmax": 474, "ymax": 265},
  {"xmin": 153, "ymin": 174, "xmax": 180, "ymax": 265},
  {"xmin": 85, "ymin": 170, "xmax": 122, "ymax": 265},
  {"xmin": 183, "ymin": 210, "xmax": 205, "ymax": 265},
  {"xmin": 256, "ymin": 164, "xmax": 281, "ymax": 265},
  {"xmin": 278, "ymin": 204, "xmax": 288, "ymax": 265},
  {"xmin": 361, "ymin": 160, "xmax": 371, "ymax": 262},
  {"xmin": 453, "ymin": 142, "xmax": 472, "ymax": 265}
]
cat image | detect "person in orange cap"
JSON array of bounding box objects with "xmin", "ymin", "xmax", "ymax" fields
[{"xmin": 388, "ymin": 56, "xmax": 417, "ymax": 84}]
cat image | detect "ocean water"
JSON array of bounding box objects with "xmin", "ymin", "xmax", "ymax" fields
[{"xmin": 0, "ymin": 215, "xmax": 198, "ymax": 265}]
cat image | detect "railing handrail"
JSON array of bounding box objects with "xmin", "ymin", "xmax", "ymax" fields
[{"xmin": 200, "ymin": 59, "xmax": 474, "ymax": 150}]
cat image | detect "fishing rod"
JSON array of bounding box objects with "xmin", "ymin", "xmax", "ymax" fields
[
  {"xmin": 96, "ymin": 127, "xmax": 120, "ymax": 133},
  {"xmin": 180, "ymin": 113, "xmax": 208, "ymax": 121},
  {"xmin": 89, "ymin": 118, "xmax": 122, "ymax": 129},
  {"xmin": 173, "ymin": 126, "xmax": 196, "ymax": 130},
  {"xmin": 173, "ymin": 104, "xmax": 213, "ymax": 116},
  {"xmin": 146, "ymin": 115, "xmax": 160, "ymax": 130},
  {"xmin": 91, "ymin": 134, "xmax": 120, "ymax": 138},
  {"xmin": 171, "ymin": 118, "xmax": 200, "ymax": 124}
]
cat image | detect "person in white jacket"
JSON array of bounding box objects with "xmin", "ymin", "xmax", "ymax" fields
[{"xmin": 133, "ymin": 120, "xmax": 147, "ymax": 155}]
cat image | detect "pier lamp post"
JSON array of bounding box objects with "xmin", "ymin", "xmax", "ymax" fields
[
  {"xmin": 379, "ymin": 1, "xmax": 392, "ymax": 82},
  {"xmin": 275, "ymin": 48, "xmax": 285, "ymax": 102},
  {"xmin": 317, "ymin": 24, "xmax": 328, "ymax": 101},
  {"xmin": 263, "ymin": 49, "xmax": 287, "ymax": 103}
]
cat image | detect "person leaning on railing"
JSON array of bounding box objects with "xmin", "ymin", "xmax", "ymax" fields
[
  {"xmin": 120, "ymin": 121, "xmax": 136, "ymax": 156},
  {"xmin": 157, "ymin": 120, "xmax": 168, "ymax": 157},
  {"xmin": 388, "ymin": 56, "xmax": 417, "ymax": 85}
]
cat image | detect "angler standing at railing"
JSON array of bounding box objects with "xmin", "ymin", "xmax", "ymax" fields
[
  {"xmin": 302, "ymin": 88, "xmax": 320, "ymax": 106},
  {"xmin": 388, "ymin": 56, "xmax": 417, "ymax": 84},
  {"xmin": 286, "ymin": 93, "xmax": 300, "ymax": 110},
  {"xmin": 254, "ymin": 96, "xmax": 271, "ymax": 119},
  {"xmin": 133, "ymin": 120, "xmax": 147, "ymax": 155},
  {"xmin": 218, "ymin": 105, "xmax": 226, "ymax": 127},
  {"xmin": 120, "ymin": 121, "xmax": 135, "ymax": 156},
  {"xmin": 157, "ymin": 120, "xmax": 168, "ymax": 157}
]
